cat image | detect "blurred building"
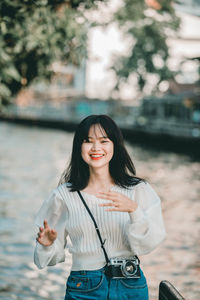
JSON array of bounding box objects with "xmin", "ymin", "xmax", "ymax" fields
[
  {"xmin": 16, "ymin": 61, "xmax": 86, "ymax": 106},
  {"xmin": 174, "ymin": 0, "xmax": 200, "ymax": 17},
  {"xmin": 168, "ymin": 0, "xmax": 200, "ymax": 87}
]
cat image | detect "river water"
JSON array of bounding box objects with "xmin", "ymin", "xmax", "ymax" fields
[{"xmin": 0, "ymin": 121, "xmax": 199, "ymax": 300}]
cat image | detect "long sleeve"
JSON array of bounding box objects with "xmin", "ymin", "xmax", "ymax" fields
[
  {"xmin": 34, "ymin": 188, "xmax": 68, "ymax": 269},
  {"xmin": 127, "ymin": 182, "xmax": 166, "ymax": 255}
]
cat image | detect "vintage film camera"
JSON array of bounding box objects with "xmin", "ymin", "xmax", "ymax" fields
[{"xmin": 105, "ymin": 256, "xmax": 141, "ymax": 279}]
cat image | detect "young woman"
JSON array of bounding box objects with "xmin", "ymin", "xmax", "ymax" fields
[{"xmin": 34, "ymin": 114, "xmax": 166, "ymax": 300}]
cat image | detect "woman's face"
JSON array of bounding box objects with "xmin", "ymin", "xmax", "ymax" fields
[{"xmin": 81, "ymin": 124, "xmax": 114, "ymax": 170}]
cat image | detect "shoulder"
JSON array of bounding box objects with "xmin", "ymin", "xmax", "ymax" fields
[
  {"xmin": 120, "ymin": 179, "xmax": 148, "ymax": 193},
  {"xmin": 56, "ymin": 182, "xmax": 76, "ymax": 202},
  {"xmin": 56, "ymin": 182, "xmax": 72, "ymax": 192},
  {"xmin": 133, "ymin": 181, "xmax": 161, "ymax": 208},
  {"xmin": 118, "ymin": 180, "xmax": 160, "ymax": 204},
  {"xmin": 134, "ymin": 180, "xmax": 157, "ymax": 193}
]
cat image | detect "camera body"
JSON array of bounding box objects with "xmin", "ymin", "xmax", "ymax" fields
[{"xmin": 105, "ymin": 256, "xmax": 141, "ymax": 279}]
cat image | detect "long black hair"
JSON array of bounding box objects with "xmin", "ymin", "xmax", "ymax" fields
[{"xmin": 59, "ymin": 115, "xmax": 144, "ymax": 191}]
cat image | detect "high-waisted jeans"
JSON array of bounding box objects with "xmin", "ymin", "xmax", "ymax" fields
[{"xmin": 64, "ymin": 266, "xmax": 149, "ymax": 300}]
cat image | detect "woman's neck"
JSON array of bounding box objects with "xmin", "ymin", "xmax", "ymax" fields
[{"xmin": 84, "ymin": 168, "xmax": 114, "ymax": 194}]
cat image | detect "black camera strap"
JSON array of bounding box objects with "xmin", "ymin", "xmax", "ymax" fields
[{"xmin": 77, "ymin": 190, "xmax": 110, "ymax": 265}]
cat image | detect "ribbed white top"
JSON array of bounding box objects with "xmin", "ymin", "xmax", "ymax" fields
[{"xmin": 34, "ymin": 182, "xmax": 166, "ymax": 270}]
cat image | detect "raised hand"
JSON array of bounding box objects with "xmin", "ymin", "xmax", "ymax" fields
[
  {"xmin": 98, "ymin": 191, "xmax": 138, "ymax": 213},
  {"xmin": 36, "ymin": 220, "xmax": 57, "ymax": 247}
]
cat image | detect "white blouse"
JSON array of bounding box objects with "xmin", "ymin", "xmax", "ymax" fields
[{"xmin": 34, "ymin": 182, "xmax": 166, "ymax": 270}]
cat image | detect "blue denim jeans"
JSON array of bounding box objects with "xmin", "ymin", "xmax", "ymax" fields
[{"xmin": 64, "ymin": 266, "xmax": 148, "ymax": 300}]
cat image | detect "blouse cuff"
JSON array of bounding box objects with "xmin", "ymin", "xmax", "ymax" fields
[
  {"xmin": 129, "ymin": 206, "xmax": 144, "ymax": 223},
  {"xmin": 36, "ymin": 242, "xmax": 55, "ymax": 252}
]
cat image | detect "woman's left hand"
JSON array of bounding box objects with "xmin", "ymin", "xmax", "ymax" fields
[{"xmin": 98, "ymin": 191, "xmax": 138, "ymax": 213}]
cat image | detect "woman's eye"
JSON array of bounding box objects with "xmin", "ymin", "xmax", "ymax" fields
[
  {"xmin": 101, "ymin": 140, "xmax": 108, "ymax": 143},
  {"xmin": 83, "ymin": 139, "xmax": 91, "ymax": 143}
]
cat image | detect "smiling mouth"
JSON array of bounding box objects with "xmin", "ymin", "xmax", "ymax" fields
[{"xmin": 90, "ymin": 154, "xmax": 104, "ymax": 160}]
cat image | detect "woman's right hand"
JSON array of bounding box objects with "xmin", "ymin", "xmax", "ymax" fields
[{"xmin": 36, "ymin": 220, "xmax": 57, "ymax": 247}]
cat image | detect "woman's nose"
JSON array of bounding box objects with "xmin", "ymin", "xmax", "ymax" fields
[{"xmin": 91, "ymin": 142, "xmax": 100, "ymax": 151}]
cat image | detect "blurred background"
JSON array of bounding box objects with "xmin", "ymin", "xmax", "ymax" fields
[{"xmin": 0, "ymin": 0, "xmax": 200, "ymax": 299}]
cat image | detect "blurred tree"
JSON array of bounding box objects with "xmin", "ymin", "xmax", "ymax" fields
[
  {"xmin": 112, "ymin": 0, "xmax": 180, "ymax": 96},
  {"xmin": 0, "ymin": 0, "xmax": 102, "ymax": 109}
]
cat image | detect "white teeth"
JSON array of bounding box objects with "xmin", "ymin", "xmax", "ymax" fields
[{"xmin": 90, "ymin": 155, "xmax": 103, "ymax": 157}]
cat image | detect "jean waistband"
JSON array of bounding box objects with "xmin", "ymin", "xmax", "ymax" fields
[{"xmin": 70, "ymin": 265, "xmax": 106, "ymax": 276}]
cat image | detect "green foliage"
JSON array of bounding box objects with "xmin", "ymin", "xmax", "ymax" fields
[
  {"xmin": 112, "ymin": 0, "xmax": 180, "ymax": 94},
  {"xmin": 0, "ymin": 0, "xmax": 102, "ymax": 108}
]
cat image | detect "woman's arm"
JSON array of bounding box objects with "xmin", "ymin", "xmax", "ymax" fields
[
  {"xmin": 127, "ymin": 182, "xmax": 166, "ymax": 255},
  {"xmin": 34, "ymin": 189, "xmax": 68, "ymax": 269}
]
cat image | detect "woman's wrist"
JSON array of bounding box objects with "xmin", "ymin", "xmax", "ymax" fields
[
  {"xmin": 128, "ymin": 201, "xmax": 138, "ymax": 213},
  {"xmin": 37, "ymin": 241, "xmax": 55, "ymax": 251},
  {"xmin": 128, "ymin": 205, "xmax": 144, "ymax": 222}
]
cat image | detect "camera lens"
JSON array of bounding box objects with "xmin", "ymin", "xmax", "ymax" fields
[{"xmin": 121, "ymin": 260, "xmax": 137, "ymax": 277}]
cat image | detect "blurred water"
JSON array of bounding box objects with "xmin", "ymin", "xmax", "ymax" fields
[{"xmin": 0, "ymin": 122, "xmax": 199, "ymax": 300}]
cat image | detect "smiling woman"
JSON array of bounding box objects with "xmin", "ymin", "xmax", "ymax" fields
[
  {"xmin": 81, "ymin": 124, "xmax": 114, "ymax": 177},
  {"xmin": 60, "ymin": 115, "xmax": 143, "ymax": 192},
  {"xmin": 34, "ymin": 114, "xmax": 166, "ymax": 300}
]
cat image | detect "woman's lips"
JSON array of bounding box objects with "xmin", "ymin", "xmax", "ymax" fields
[{"xmin": 90, "ymin": 154, "xmax": 104, "ymax": 160}]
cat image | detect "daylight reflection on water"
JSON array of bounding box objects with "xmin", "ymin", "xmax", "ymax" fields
[{"xmin": 0, "ymin": 122, "xmax": 199, "ymax": 300}]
